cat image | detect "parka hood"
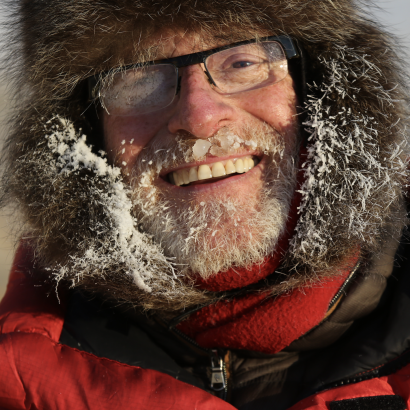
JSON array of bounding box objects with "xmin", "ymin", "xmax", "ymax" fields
[{"xmin": 0, "ymin": 0, "xmax": 409, "ymax": 311}]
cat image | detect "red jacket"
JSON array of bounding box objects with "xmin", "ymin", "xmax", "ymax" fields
[{"xmin": 1, "ymin": 246, "xmax": 410, "ymax": 410}]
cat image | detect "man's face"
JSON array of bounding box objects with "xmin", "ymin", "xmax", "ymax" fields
[{"xmin": 103, "ymin": 31, "xmax": 300, "ymax": 279}]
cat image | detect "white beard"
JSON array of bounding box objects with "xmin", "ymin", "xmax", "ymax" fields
[{"xmin": 129, "ymin": 122, "xmax": 299, "ymax": 279}]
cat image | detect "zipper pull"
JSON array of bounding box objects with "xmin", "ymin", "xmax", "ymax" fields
[{"xmin": 210, "ymin": 349, "xmax": 226, "ymax": 392}]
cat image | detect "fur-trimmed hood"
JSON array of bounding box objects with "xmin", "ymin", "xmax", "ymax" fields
[{"xmin": 0, "ymin": 0, "xmax": 409, "ymax": 311}]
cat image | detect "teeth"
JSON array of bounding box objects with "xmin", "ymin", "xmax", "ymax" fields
[
  {"xmin": 174, "ymin": 172, "xmax": 182, "ymax": 186},
  {"xmin": 235, "ymin": 159, "xmax": 245, "ymax": 173},
  {"xmin": 174, "ymin": 173, "xmax": 184, "ymax": 186},
  {"xmin": 189, "ymin": 167, "xmax": 198, "ymax": 182},
  {"xmin": 212, "ymin": 162, "xmax": 226, "ymax": 177},
  {"xmin": 171, "ymin": 156, "xmax": 256, "ymax": 186},
  {"xmin": 182, "ymin": 169, "xmax": 190, "ymax": 185},
  {"xmin": 225, "ymin": 160, "xmax": 236, "ymax": 175},
  {"xmin": 244, "ymin": 158, "xmax": 254, "ymax": 171},
  {"xmin": 198, "ymin": 165, "xmax": 212, "ymax": 180}
]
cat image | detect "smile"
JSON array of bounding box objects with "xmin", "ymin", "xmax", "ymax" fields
[{"xmin": 168, "ymin": 156, "xmax": 259, "ymax": 187}]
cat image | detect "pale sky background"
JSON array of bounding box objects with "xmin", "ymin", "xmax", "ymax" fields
[{"xmin": 0, "ymin": 0, "xmax": 409, "ymax": 300}]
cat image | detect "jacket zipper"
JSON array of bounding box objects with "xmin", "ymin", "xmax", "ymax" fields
[
  {"xmin": 157, "ymin": 317, "xmax": 229, "ymax": 400},
  {"xmin": 174, "ymin": 326, "xmax": 229, "ymax": 400},
  {"xmin": 173, "ymin": 326, "xmax": 228, "ymax": 400},
  {"xmin": 210, "ymin": 349, "xmax": 227, "ymax": 394},
  {"xmin": 328, "ymin": 260, "xmax": 361, "ymax": 309}
]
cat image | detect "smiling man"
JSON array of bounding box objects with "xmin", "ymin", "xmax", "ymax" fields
[
  {"xmin": 0, "ymin": 1, "xmax": 409, "ymax": 410},
  {"xmin": 104, "ymin": 32, "xmax": 300, "ymax": 288}
]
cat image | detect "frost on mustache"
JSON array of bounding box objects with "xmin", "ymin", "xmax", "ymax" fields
[
  {"xmin": 187, "ymin": 128, "xmax": 259, "ymax": 161},
  {"xmin": 290, "ymin": 46, "xmax": 408, "ymax": 263},
  {"xmin": 45, "ymin": 117, "xmax": 176, "ymax": 293}
]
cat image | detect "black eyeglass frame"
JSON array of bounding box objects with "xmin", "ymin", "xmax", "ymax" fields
[{"xmin": 88, "ymin": 35, "xmax": 301, "ymax": 101}]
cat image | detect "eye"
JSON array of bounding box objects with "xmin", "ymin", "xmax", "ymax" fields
[
  {"xmin": 232, "ymin": 61, "xmax": 255, "ymax": 68},
  {"xmin": 220, "ymin": 53, "xmax": 265, "ymax": 70}
]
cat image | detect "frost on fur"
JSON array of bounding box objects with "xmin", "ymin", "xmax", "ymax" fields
[
  {"xmin": 45, "ymin": 117, "xmax": 177, "ymax": 294},
  {"xmin": 290, "ymin": 46, "xmax": 408, "ymax": 266}
]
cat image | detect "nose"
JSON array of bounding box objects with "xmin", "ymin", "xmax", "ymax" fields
[{"xmin": 167, "ymin": 65, "xmax": 237, "ymax": 139}]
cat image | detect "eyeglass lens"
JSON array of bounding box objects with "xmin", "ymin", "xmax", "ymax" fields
[
  {"xmin": 205, "ymin": 42, "xmax": 287, "ymax": 94},
  {"xmin": 99, "ymin": 41, "xmax": 287, "ymax": 117}
]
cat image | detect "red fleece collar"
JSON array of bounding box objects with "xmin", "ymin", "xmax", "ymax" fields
[{"xmin": 178, "ymin": 252, "xmax": 360, "ymax": 354}]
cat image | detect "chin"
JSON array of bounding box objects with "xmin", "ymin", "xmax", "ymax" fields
[{"xmin": 132, "ymin": 155, "xmax": 296, "ymax": 279}]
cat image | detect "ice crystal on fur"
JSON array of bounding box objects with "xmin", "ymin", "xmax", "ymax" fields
[
  {"xmin": 46, "ymin": 117, "xmax": 177, "ymax": 294},
  {"xmin": 289, "ymin": 47, "xmax": 408, "ymax": 268}
]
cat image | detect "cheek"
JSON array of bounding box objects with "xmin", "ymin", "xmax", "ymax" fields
[
  {"xmin": 103, "ymin": 113, "xmax": 166, "ymax": 165},
  {"xmin": 235, "ymin": 78, "xmax": 299, "ymax": 138}
]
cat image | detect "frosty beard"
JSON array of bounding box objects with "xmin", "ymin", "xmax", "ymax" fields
[{"xmin": 128, "ymin": 121, "xmax": 299, "ymax": 281}]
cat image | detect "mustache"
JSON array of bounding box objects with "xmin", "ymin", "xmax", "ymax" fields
[{"xmin": 127, "ymin": 123, "xmax": 288, "ymax": 180}]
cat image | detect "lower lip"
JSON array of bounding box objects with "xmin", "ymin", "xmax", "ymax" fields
[{"xmin": 156, "ymin": 155, "xmax": 266, "ymax": 194}]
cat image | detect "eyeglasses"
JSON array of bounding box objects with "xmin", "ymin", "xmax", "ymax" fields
[{"xmin": 88, "ymin": 35, "xmax": 300, "ymax": 117}]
